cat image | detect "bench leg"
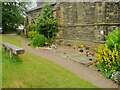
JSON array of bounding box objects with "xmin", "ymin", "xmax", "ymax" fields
[
  {"xmin": 4, "ymin": 47, "xmax": 7, "ymax": 52},
  {"xmin": 10, "ymin": 51, "xmax": 12, "ymax": 59},
  {"xmin": 3, "ymin": 46, "xmax": 7, "ymax": 52}
]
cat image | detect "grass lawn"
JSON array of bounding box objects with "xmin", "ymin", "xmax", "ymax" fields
[
  {"xmin": 1, "ymin": 34, "xmax": 97, "ymax": 88},
  {"xmin": 0, "ymin": 35, "xmax": 1, "ymax": 89}
]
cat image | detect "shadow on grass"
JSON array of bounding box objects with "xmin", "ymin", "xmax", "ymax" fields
[{"xmin": 2, "ymin": 49, "xmax": 22, "ymax": 63}]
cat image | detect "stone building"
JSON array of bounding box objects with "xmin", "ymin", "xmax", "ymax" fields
[
  {"xmin": 25, "ymin": 2, "xmax": 120, "ymax": 42},
  {"xmin": 24, "ymin": 2, "xmax": 56, "ymax": 36}
]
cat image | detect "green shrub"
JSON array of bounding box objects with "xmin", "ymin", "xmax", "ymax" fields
[
  {"xmin": 30, "ymin": 34, "xmax": 48, "ymax": 47},
  {"xmin": 28, "ymin": 31, "xmax": 38, "ymax": 40},
  {"xmin": 106, "ymin": 27, "xmax": 120, "ymax": 51},
  {"xmin": 26, "ymin": 23, "xmax": 37, "ymax": 31},
  {"xmin": 16, "ymin": 32, "xmax": 21, "ymax": 35},
  {"xmin": 36, "ymin": 3, "xmax": 58, "ymax": 40},
  {"xmin": 96, "ymin": 44, "xmax": 120, "ymax": 78}
]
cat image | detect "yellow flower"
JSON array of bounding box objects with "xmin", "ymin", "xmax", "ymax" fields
[{"xmin": 105, "ymin": 69, "xmax": 107, "ymax": 72}]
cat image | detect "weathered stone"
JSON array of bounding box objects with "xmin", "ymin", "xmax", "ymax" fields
[{"xmin": 25, "ymin": 2, "xmax": 120, "ymax": 43}]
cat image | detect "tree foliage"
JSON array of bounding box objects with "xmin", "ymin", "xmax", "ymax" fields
[
  {"xmin": 2, "ymin": 1, "xmax": 29, "ymax": 33},
  {"xmin": 36, "ymin": 3, "xmax": 58, "ymax": 40}
]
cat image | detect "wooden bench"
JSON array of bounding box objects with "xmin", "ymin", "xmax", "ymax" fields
[{"xmin": 1, "ymin": 42, "xmax": 25, "ymax": 58}]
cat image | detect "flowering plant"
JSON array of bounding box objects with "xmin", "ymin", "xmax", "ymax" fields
[
  {"xmin": 85, "ymin": 50, "xmax": 94, "ymax": 56},
  {"xmin": 96, "ymin": 44, "xmax": 120, "ymax": 78}
]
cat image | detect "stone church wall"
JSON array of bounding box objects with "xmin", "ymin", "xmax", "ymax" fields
[
  {"xmin": 26, "ymin": 2, "xmax": 120, "ymax": 44},
  {"xmin": 56, "ymin": 2, "xmax": 120, "ymax": 43}
]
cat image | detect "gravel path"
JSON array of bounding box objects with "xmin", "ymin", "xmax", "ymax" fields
[{"xmin": 21, "ymin": 37, "xmax": 118, "ymax": 88}]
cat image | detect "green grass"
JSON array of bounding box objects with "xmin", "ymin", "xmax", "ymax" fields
[
  {"xmin": 2, "ymin": 35, "xmax": 21, "ymax": 46},
  {"xmin": 1, "ymin": 34, "xmax": 97, "ymax": 88},
  {"xmin": 0, "ymin": 35, "xmax": 2, "ymax": 88}
]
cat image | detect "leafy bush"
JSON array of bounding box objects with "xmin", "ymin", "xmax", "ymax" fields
[
  {"xmin": 30, "ymin": 34, "xmax": 48, "ymax": 47},
  {"xmin": 36, "ymin": 3, "xmax": 58, "ymax": 40},
  {"xmin": 28, "ymin": 31, "xmax": 38, "ymax": 40},
  {"xmin": 16, "ymin": 32, "xmax": 21, "ymax": 35},
  {"xmin": 96, "ymin": 44, "xmax": 120, "ymax": 78},
  {"xmin": 106, "ymin": 27, "xmax": 120, "ymax": 51},
  {"xmin": 26, "ymin": 23, "xmax": 37, "ymax": 31}
]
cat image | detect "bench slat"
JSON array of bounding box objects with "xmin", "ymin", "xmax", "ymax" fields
[
  {"xmin": 1, "ymin": 42, "xmax": 24, "ymax": 50},
  {"xmin": 1, "ymin": 42, "xmax": 25, "ymax": 56}
]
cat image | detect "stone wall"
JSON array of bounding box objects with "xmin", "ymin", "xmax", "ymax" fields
[
  {"xmin": 56, "ymin": 2, "xmax": 120, "ymax": 42},
  {"xmin": 26, "ymin": 2, "xmax": 120, "ymax": 43}
]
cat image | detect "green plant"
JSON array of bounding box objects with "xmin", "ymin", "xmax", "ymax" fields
[
  {"xmin": 26, "ymin": 23, "xmax": 37, "ymax": 31},
  {"xmin": 16, "ymin": 32, "xmax": 21, "ymax": 35},
  {"xmin": 30, "ymin": 34, "xmax": 48, "ymax": 47},
  {"xmin": 106, "ymin": 27, "xmax": 120, "ymax": 51},
  {"xmin": 28, "ymin": 31, "xmax": 38, "ymax": 40},
  {"xmin": 36, "ymin": 3, "xmax": 58, "ymax": 40},
  {"xmin": 96, "ymin": 44, "xmax": 120, "ymax": 78}
]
